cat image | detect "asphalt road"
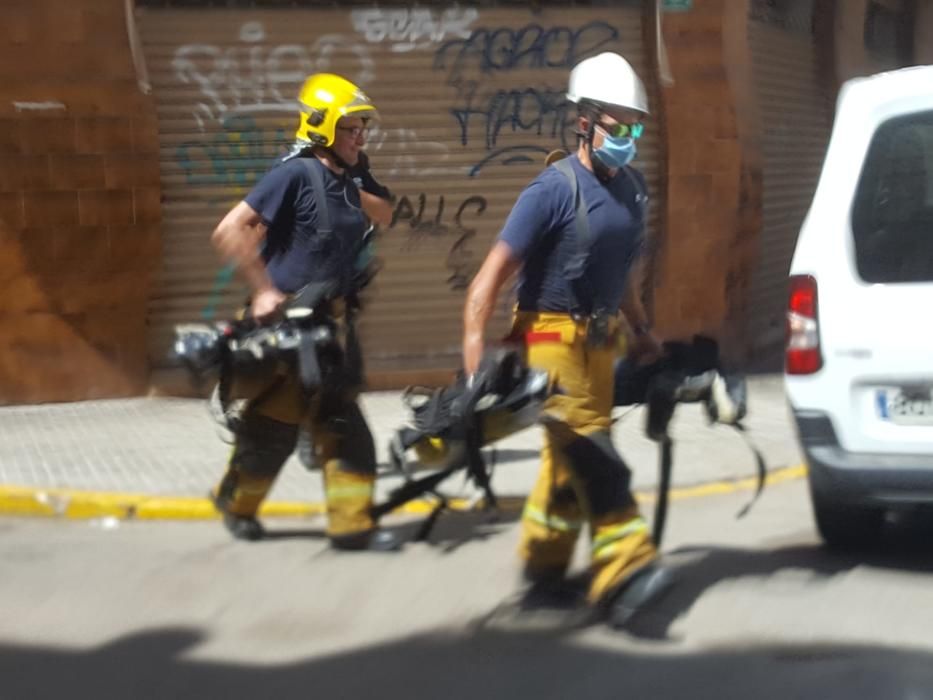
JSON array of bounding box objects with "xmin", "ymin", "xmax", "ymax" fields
[{"xmin": 3, "ymin": 477, "xmax": 933, "ymax": 700}]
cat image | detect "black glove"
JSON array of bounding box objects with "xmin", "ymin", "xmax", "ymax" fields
[{"xmin": 349, "ymin": 151, "xmax": 393, "ymax": 202}]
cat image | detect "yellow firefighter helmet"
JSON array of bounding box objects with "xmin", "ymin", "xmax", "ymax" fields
[{"xmin": 295, "ymin": 73, "xmax": 378, "ymax": 147}]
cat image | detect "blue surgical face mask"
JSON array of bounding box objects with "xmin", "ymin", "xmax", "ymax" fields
[{"xmin": 592, "ymin": 133, "xmax": 637, "ymax": 169}]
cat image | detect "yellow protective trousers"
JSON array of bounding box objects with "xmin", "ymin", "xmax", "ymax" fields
[
  {"xmin": 212, "ymin": 375, "xmax": 377, "ymax": 544},
  {"xmin": 513, "ymin": 311, "xmax": 657, "ymax": 604}
]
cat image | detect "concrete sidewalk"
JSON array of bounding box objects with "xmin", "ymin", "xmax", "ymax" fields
[{"xmin": 0, "ymin": 375, "xmax": 802, "ymax": 513}]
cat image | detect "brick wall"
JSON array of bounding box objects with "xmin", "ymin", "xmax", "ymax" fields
[
  {"xmin": 652, "ymin": 0, "xmax": 762, "ymax": 363},
  {"xmin": 0, "ymin": 0, "xmax": 161, "ymax": 404}
]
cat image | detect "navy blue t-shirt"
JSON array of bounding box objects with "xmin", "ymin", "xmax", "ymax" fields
[
  {"xmin": 245, "ymin": 157, "xmax": 369, "ymax": 295},
  {"xmin": 498, "ymin": 155, "xmax": 647, "ymax": 313}
]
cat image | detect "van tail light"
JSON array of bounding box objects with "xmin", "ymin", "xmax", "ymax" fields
[{"xmin": 786, "ymin": 274, "xmax": 822, "ymax": 375}]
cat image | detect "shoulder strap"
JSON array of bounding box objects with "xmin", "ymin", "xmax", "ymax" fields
[
  {"xmin": 552, "ymin": 157, "xmax": 592, "ymax": 257},
  {"xmin": 299, "ymin": 157, "xmax": 333, "ymax": 235},
  {"xmin": 552, "ymin": 157, "xmax": 597, "ymax": 315}
]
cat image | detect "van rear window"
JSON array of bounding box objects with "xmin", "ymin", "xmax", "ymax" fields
[{"xmin": 852, "ymin": 111, "xmax": 933, "ymax": 283}]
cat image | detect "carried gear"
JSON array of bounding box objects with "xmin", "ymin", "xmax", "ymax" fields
[
  {"xmin": 613, "ymin": 335, "xmax": 761, "ymax": 547},
  {"xmin": 296, "ymin": 73, "xmax": 378, "ymax": 147},
  {"xmin": 376, "ymin": 349, "xmax": 552, "ymax": 538},
  {"xmin": 567, "ymin": 52, "xmax": 649, "ymax": 115},
  {"xmin": 175, "ymin": 279, "xmax": 365, "ymax": 433}
]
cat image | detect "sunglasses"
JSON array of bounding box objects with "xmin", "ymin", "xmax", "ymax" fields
[
  {"xmin": 597, "ymin": 121, "xmax": 644, "ymax": 140},
  {"xmin": 336, "ymin": 125, "xmax": 370, "ymax": 139}
]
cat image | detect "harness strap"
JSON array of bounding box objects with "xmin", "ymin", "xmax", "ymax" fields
[
  {"xmin": 733, "ymin": 422, "xmax": 768, "ymax": 519},
  {"xmin": 298, "ymin": 327, "xmax": 322, "ymax": 393},
  {"xmin": 551, "ymin": 158, "xmax": 647, "ymax": 317},
  {"xmin": 299, "ymin": 158, "xmax": 333, "ymax": 235},
  {"xmin": 653, "ymin": 438, "xmax": 674, "ymax": 546},
  {"xmin": 650, "ymin": 420, "xmax": 766, "ymax": 548},
  {"xmin": 552, "ymin": 158, "xmax": 594, "ymax": 317}
]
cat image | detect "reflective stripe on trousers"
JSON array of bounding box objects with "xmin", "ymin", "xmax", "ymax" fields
[
  {"xmin": 591, "ymin": 516, "xmax": 650, "ymax": 561},
  {"xmin": 523, "ymin": 503, "xmax": 584, "ymax": 533}
]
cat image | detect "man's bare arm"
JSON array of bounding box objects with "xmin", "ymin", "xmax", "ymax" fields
[
  {"xmin": 462, "ymin": 241, "xmax": 522, "ymax": 376},
  {"xmin": 211, "ymin": 201, "xmax": 285, "ymax": 320},
  {"xmin": 619, "ymin": 258, "xmax": 650, "ymax": 331},
  {"xmin": 619, "ymin": 258, "xmax": 662, "ymax": 362}
]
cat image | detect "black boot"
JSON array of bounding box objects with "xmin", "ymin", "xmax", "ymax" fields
[
  {"xmin": 519, "ymin": 579, "xmax": 589, "ymax": 615},
  {"xmin": 479, "ymin": 576, "xmax": 593, "ymax": 632},
  {"xmin": 518, "ymin": 568, "xmax": 589, "ymax": 611},
  {"xmin": 221, "ymin": 512, "xmax": 265, "ymax": 542},
  {"xmin": 604, "ymin": 564, "xmax": 676, "ymax": 629},
  {"xmin": 330, "ymin": 529, "xmax": 402, "ymax": 552},
  {"xmin": 211, "ymin": 491, "xmax": 265, "ymax": 542}
]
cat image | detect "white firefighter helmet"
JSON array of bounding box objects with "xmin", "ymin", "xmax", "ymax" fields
[{"xmin": 566, "ymin": 52, "xmax": 650, "ymax": 115}]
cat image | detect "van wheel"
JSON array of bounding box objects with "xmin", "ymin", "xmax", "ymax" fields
[{"xmin": 810, "ymin": 486, "xmax": 885, "ymax": 549}]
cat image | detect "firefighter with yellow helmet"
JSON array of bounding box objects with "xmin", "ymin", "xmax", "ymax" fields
[
  {"xmin": 463, "ymin": 52, "xmax": 674, "ymax": 627},
  {"xmin": 209, "ymin": 73, "xmax": 398, "ymax": 551}
]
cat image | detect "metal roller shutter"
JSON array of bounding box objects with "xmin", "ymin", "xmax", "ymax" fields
[
  {"xmin": 746, "ymin": 7, "xmax": 833, "ymax": 358},
  {"xmin": 137, "ymin": 3, "xmax": 660, "ymax": 376}
]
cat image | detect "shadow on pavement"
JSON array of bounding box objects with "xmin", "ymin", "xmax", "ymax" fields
[
  {"xmin": 1, "ymin": 625, "xmax": 932, "ymax": 700},
  {"xmin": 634, "ymin": 513, "xmax": 933, "ymax": 641},
  {"xmin": 262, "ymin": 501, "xmax": 522, "ymax": 553}
]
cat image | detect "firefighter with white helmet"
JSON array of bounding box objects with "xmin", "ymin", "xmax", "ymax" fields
[
  {"xmin": 208, "ymin": 73, "xmax": 398, "ymax": 551},
  {"xmin": 463, "ymin": 52, "xmax": 673, "ymax": 627}
]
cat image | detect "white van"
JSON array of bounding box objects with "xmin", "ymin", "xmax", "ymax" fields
[{"xmin": 785, "ymin": 65, "xmax": 933, "ymax": 548}]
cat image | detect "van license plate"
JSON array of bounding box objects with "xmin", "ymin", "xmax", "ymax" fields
[{"xmin": 877, "ymin": 389, "xmax": 933, "ymax": 424}]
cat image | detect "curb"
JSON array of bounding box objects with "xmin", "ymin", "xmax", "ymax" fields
[
  {"xmin": 0, "ymin": 465, "xmax": 807, "ymax": 522},
  {"xmin": 0, "ymin": 465, "xmax": 808, "ymax": 521}
]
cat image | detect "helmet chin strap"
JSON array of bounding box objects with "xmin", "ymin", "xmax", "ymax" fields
[
  {"xmin": 582, "ymin": 118, "xmax": 613, "ymax": 183},
  {"xmin": 307, "ymin": 145, "xmax": 351, "ymax": 172},
  {"xmin": 323, "ymin": 147, "xmax": 352, "ymax": 171},
  {"xmin": 287, "ymin": 141, "xmax": 353, "ymax": 172}
]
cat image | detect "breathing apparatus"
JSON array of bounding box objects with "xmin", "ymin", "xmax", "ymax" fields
[
  {"xmin": 376, "ymin": 350, "xmax": 551, "ymax": 521},
  {"xmin": 614, "ymin": 335, "xmax": 763, "ymax": 546},
  {"xmin": 173, "ymin": 280, "xmax": 367, "ymax": 433}
]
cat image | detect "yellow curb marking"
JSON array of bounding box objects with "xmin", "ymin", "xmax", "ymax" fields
[
  {"xmin": 0, "ymin": 464, "xmax": 807, "ymax": 522},
  {"xmin": 636, "ymin": 464, "xmax": 808, "ymax": 504}
]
